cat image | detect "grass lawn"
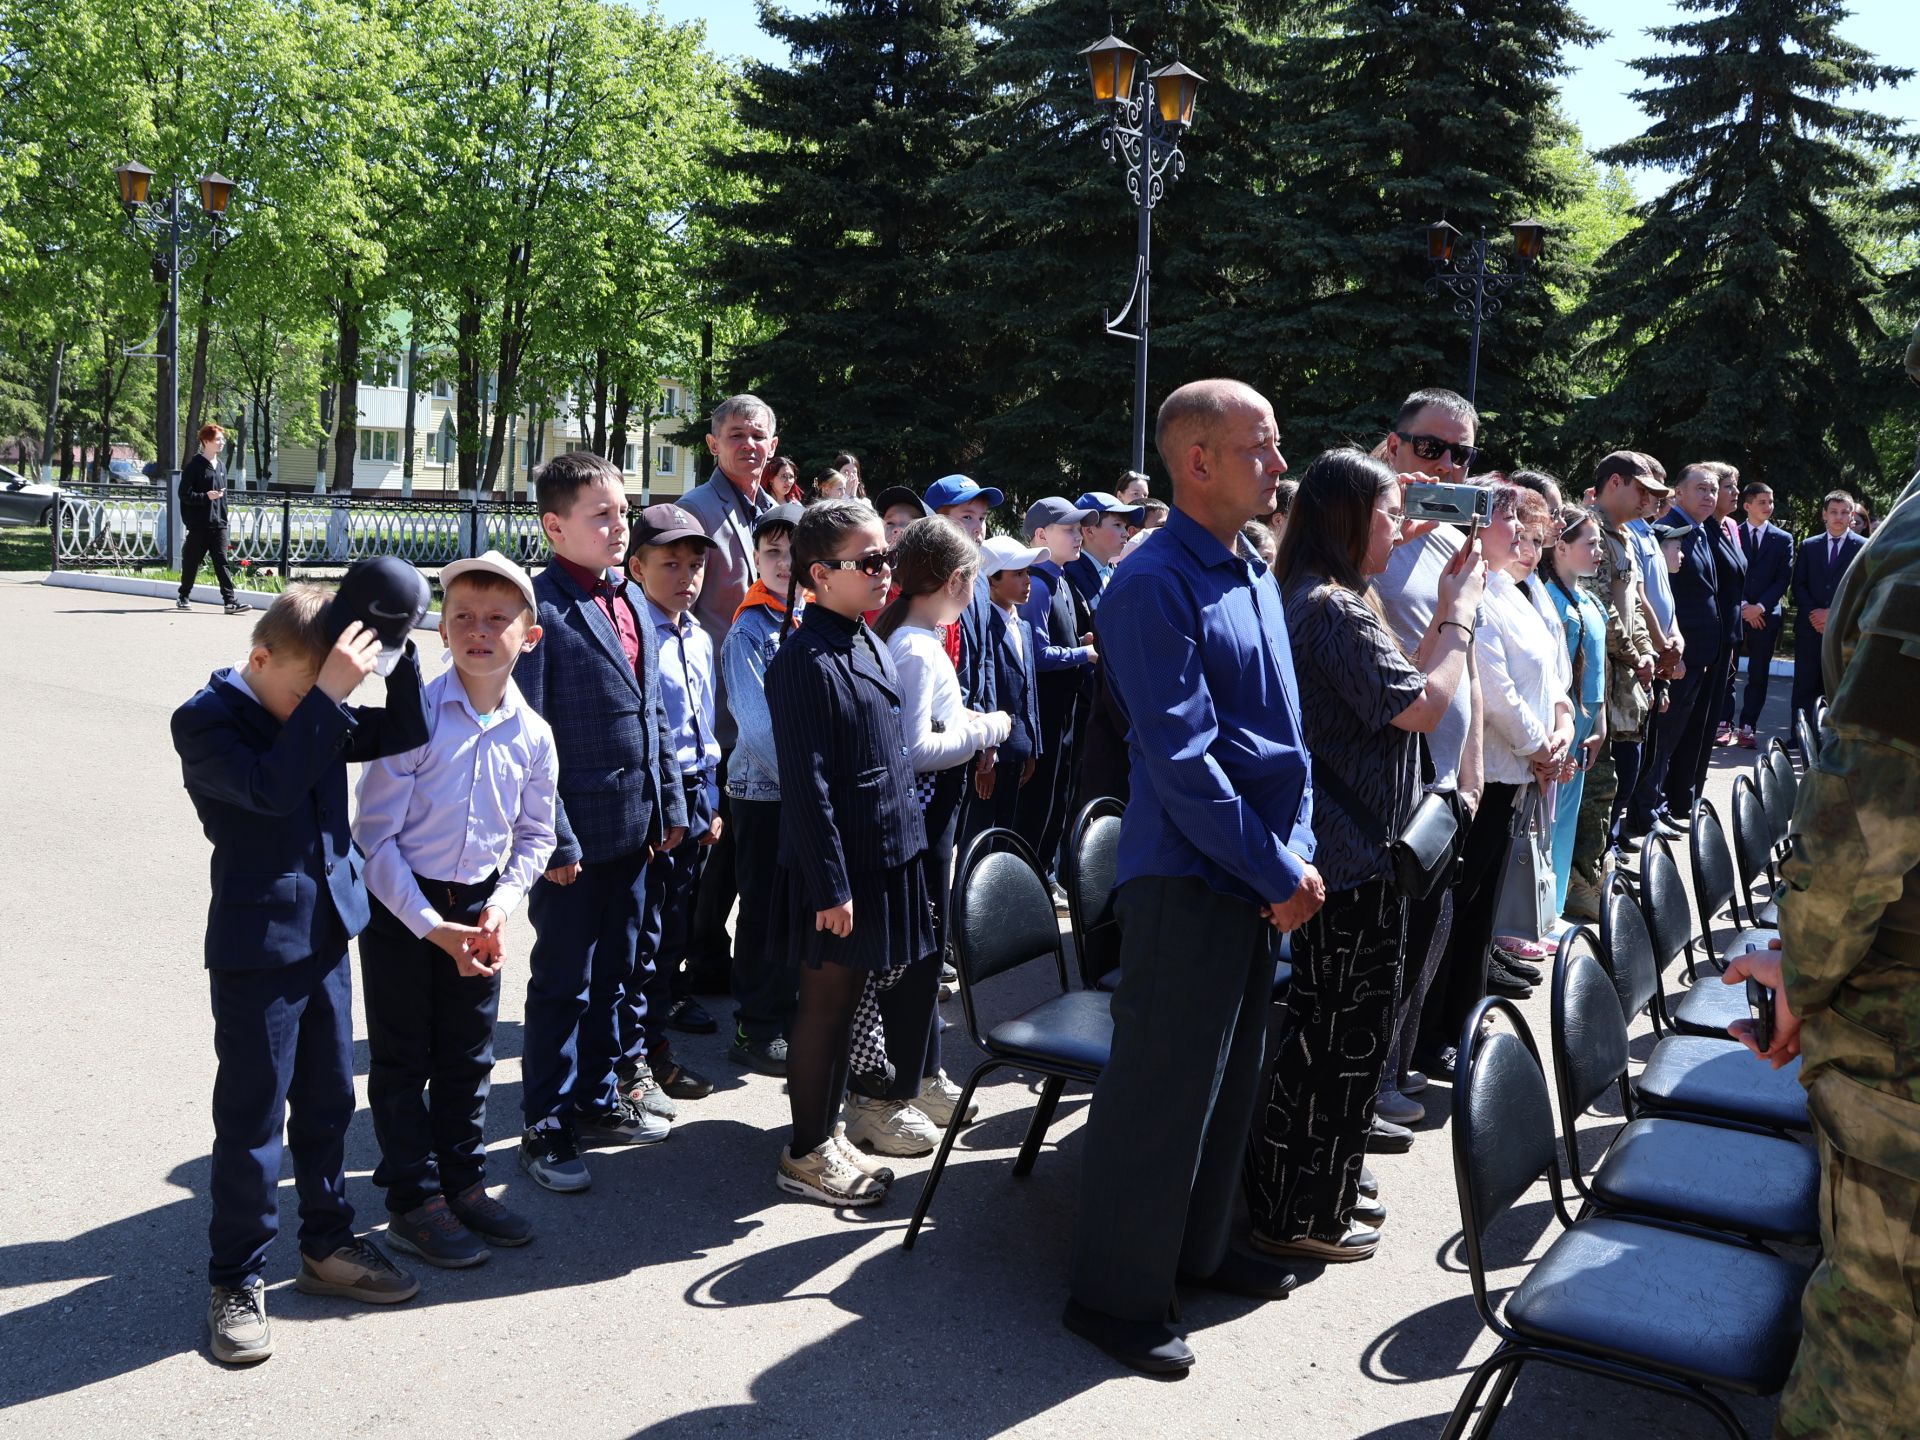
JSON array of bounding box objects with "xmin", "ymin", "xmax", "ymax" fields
[{"xmin": 0, "ymin": 527, "xmax": 52, "ymax": 571}]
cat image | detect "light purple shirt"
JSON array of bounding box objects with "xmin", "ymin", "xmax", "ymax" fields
[{"xmin": 354, "ymin": 666, "xmax": 560, "ymax": 939}]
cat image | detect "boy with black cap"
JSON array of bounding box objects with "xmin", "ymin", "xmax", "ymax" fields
[
  {"xmin": 171, "ymin": 564, "xmax": 432, "ymax": 1364},
  {"xmin": 1017, "ymin": 496, "xmax": 1101, "ymax": 894},
  {"xmin": 618, "ymin": 503, "xmax": 726, "ymax": 1115}
]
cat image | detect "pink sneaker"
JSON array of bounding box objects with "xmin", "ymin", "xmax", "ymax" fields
[
  {"xmin": 1737, "ymin": 725, "xmax": 1757, "ymax": 749},
  {"xmin": 1492, "ymin": 936, "xmax": 1550, "ymax": 962}
]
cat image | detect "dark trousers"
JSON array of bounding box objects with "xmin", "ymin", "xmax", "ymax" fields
[
  {"xmin": 1247, "ymin": 878, "xmax": 1407, "ymax": 1241},
  {"xmin": 1628, "ymin": 646, "xmax": 1716, "ymax": 832},
  {"xmin": 1690, "ymin": 643, "xmax": 1742, "ymax": 800},
  {"xmin": 1738, "ymin": 614, "xmax": 1783, "ymax": 728},
  {"xmin": 1608, "ymin": 736, "xmax": 1643, "ymax": 844},
  {"xmin": 207, "ymin": 944, "xmax": 356, "ymax": 1287},
  {"xmin": 959, "ymin": 757, "xmax": 1025, "ymax": 855},
  {"xmin": 1422, "ymin": 781, "xmax": 1519, "ymax": 1061},
  {"xmin": 1791, "ymin": 620, "xmax": 1827, "ymax": 734},
  {"xmin": 1661, "ymin": 639, "xmax": 1726, "ymax": 821},
  {"xmin": 360, "ymin": 879, "xmax": 502, "ymax": 1214},
  {"xmin": 1017, "ymin": 686, "xmax": 1081, "ymax": 880},
  {"xmin": 730, "ymin": 796, "xmax": 794, "ymax": 1042},
  {"xmin": 180, "ymin": 521, "xmax": 236, "ymax": 604},
  {"xmin": 686, "ymin": 751, "xmax": 736, "ymax": 985},
  {"xmin": 622, "ymin": 781, "xmax": 713, "ymax": 1075},
  {"xmin": 523, "ymin": 848, "xmax": 646, "ymax": 1126},
  {"xmin": 1070, "ymin": 876, "xmax": 1275, "ymax": 1322}
]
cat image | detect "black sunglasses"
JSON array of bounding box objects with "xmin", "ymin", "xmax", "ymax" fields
[
  {"xmin": 818, "ymin": 548, "xmax": 895, "ymax": 579},
  {"xmin": 1395, "ymin": 431, "xmax": 1477, "ymax": 468}
]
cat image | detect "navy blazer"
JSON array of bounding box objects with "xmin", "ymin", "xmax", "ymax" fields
[
  {"xmin": 172, "ymin": 647, "xmax": 430, "ymax": 970},
  {"xmin": 1791, "ymin": 529, "xmax": 1866, "ymax": 630},
  {"xmin": 765, "ymin": 605, "xmax": 927, "ymax": 908},
  {"xmin": 1737, "ymin": 522, "xmax": 1794, "ymax": 613},
  {"xmin": 513, "ymin": 562, "xmax": 687, "ymax": 869},
  {"xmin": 986, "ymin": 603, "xmax": 1043, "ymax": 766},
  {"xmin": 1706, "ymin": 519, "xmax": 1748, "ymax": 646},
  {"xmin": 954, "ymin": 572, "xmax": 998, "ymax": 714},
  {"xmin": 1661, "ymin": 509, "xmax": 1721, "ymax": 646},
  {"xmin": 1062, "ymin": 553, "xmax": 1107, "ymax": 619},
  {"xmin": 1020, "ymin": 559, "xmax": 1095, "ymax": 727}
]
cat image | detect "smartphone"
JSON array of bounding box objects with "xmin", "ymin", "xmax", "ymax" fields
[
  {"xmin": 1404, "ymin": 481, "xmax": 1494, "ymax": 527},
  {"xmin": 1747, "ymin": 977, "xmax": 1775, "ymax": 1050}
]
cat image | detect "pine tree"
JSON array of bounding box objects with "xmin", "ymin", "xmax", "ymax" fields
[
  {"xmin": 1566, "ymin": 0, "xmax": 1917, "ymax": 503},
  {"xmin": 704, "ymin": 0, "xmax": 1008, "ymax": 486}
]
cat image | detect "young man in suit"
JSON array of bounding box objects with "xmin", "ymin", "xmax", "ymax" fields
[
  {"xmin": 176, "ymin": 422, "xmax": 246, "ymax": 615},
  {"xmin": 1731, "ymin": 481, "xmax": 1794, "ymax": 747},
  {"xmin": 1791, "ymin": 490, "xmax": 1867, "ymax": 739},
  {"xmin": 1685, "ymin": 462, "xmax": 1747, "ymax": 803},
  {"xmin": 1063, "ymin": 491, "xmax": 1144, "ymax": 617},
  {"xmin": 514, "ymin": 451, "xmax": 688, "ymax": 1193},
  {"xmin": 172, "ymin": 583, "xmax": 431, "ymax": 1364}
]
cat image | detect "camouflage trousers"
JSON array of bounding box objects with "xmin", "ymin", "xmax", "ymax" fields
[
  {"xmin": 1775, "ymin": 1124, "xmax": 1920, "ymax": 1438},
  {"xmin": 1570, "ymin": 745, "xmax": 1617, "ymax": 886}
]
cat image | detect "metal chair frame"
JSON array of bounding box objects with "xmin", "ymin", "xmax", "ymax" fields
[{"xmin": 1062, "ymin": 796, "xmax": 1125, "ymax": 992}]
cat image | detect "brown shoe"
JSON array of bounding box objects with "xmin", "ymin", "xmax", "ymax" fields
[
  {"xmin": 1249, "ymin": 1225, "xmax": 1381, "ymax": 1263},
  {"xmin": 293, "ymin": 1237, "xmax": 420, "ymax": 1303}
]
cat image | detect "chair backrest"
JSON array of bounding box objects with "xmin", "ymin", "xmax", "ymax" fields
[
  {"xmin": 1688, "ymin": 796, "xmax": 1737, "ymax": 925},
  {"xmin": 1757, "ymin": 755, "xmax": 1791, "ymax": 851},
  {"xmin": 1062, "ymin": 797, "xmax": 1124, "ymax": 990},
  {"xmin": 1640, "ymin": 837, "xmax": 1695, "ymax": 967},
  {"xmin": 1766, "ymin": 738, "xmax": 1798, "ymax": 816},
  {"xmin": 1550, "ymin": 933, "xmax": 1632, "ymax": 1118},
  {"xmin": 951, "ymin": 829, "xmax": 1070, "ymax": 1045},
  {"xmin": 1794, "ymin": 710, "xmax": 1820, "ymax": 767},
  {"xmin": 1731, "ymin": 773, "xmax": 1773, "ymax": 905},
  {"xmin": 1599, "ymin": 871, "xmax": 1662, "ymax": 1028},
  {"xmin": 1451, "ymin": 997, "xmax": 1568, "ymax": 1328}
]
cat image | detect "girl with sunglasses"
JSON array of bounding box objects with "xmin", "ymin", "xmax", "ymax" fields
[{"xmin": 764, "ymin": 501, "xmax": 933, "ymax": 1206}]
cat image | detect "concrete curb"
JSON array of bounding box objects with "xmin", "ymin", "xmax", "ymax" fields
[{"xmin": 43, "ymin": 570, "xmax": 443, "ymax": 629}]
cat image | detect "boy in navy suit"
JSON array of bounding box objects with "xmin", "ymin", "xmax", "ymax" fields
[
  {"xmin": 1790, "ymin": 489, "xmax": 1866, "ymax": 737},
  {"xmin": 1732, "ymin": 481, "xmax": 1794, "ymax": 747},
  {"xmin": 964, "ymin": 535, "xmax": 1048, "ymax": 840},
  {"xmin": 513, "ymin": 451, "xmax": 688, "ymax": 1193},
  {"xmin": 172, "ymin": 582, "xmax": 431, "ymax": 1364},
  {"xmin": 1016, "ymin": 496, "xmax": 1101, "ymax": 889}
]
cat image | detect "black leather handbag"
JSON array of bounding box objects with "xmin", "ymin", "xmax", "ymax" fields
[{"xmin": 1314, "ymin": 738, "xmax": 1462, "ymax": 901}]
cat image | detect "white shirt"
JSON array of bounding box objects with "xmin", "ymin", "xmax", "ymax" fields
[
  {"xmin": 886, "ymin": 625, "xmax": 1008, "ymax": 775},
  {"xmin": 1477, "ymin": 571, "xmax": 1567, "ymax": 783},
  {"xmin": 998, "ymin": 603, "xmax": 1025, "ymax": 665}
]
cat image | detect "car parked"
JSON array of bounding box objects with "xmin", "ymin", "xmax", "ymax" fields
[{"xmin": 0, "ymin": 465, "xmax": 59, "ymax": 528}]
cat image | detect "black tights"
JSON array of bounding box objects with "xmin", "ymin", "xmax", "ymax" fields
[{"xmin": 787, "ymin": 962, "xmax": 864, "ymax": 1158}]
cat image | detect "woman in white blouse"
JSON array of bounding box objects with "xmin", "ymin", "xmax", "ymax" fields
[{"xmin": 1431, "ymin": 484, "xmax": 1572, "ymax": 1054}]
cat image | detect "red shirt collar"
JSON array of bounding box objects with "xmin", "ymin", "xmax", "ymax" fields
[{"xmin": 554, "ymin": 553, "xmax": 621, "ymax": 596}]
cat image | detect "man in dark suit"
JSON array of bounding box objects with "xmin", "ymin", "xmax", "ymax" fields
[
  {"xmin": 1791, "ymin": 489, "xmax": 1867, "ymax": 738},
  {"xmin": 1684, "ymin": 462, "xmax": 1747, "ymax": 806},
  {"xmin": 1731, "ymin": 481, "xmax": 1794, "ymax": 747},
  {"xmin": 1625, "ymin": 465, "xmax": 1721, "ymax": 839}
]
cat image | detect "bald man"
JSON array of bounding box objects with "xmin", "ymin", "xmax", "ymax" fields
[{"xmin": 1064, "ymin": 379, "xmax": 1324, "ymax": 1374}]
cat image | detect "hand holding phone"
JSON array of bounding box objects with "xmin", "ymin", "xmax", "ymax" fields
[{"xmin": 1746, "ymin": 976, "xmax": 1775, "ymax": 1051}]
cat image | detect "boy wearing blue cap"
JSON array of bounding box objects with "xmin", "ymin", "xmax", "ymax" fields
[
  {"xmin": 1017, "ymin": 497, "xmax": 1101, "ymax": 891},
  {"xmin": 1064, "ymin": 491, "xmax": 1145, "ymax": 617}
]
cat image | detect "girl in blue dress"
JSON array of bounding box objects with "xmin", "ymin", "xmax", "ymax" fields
[{"xmin": 1539, "ymin": 505, "xmax": 1608, "ymax": 919}]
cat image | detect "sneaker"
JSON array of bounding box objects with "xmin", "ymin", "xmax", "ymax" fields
[
  {"xmin": 575, "ymin": 1095, "xmax": 671, "ymax": 1147},
  {"xmin": 518, "ymin": 1124, "xmax": 591, "ymax": 1192},
  {"xmin": 293, "ymin": 1238, "xmax": 419, "ymax": 1304},
  {"xmin": 655, "ymin": 1057, "xmax": 715, "ymax": 1100},
  {"xmin": 1738, "ymin": 724, "xmax": 1757, "ymax": 750},
  {"xmin": 1492, "ymin": 936, "xmax": 1550, "ymax": 963},
  {"xmin": 1049, "ymin": 882, "xmax": 1070, "ymax": 912},
  {"xmin": 1487, "ymin": 969, "xmax": 1533, "ymax": 1000},
  {"xmin": 207, "ymin": 1280, "xmax": 271, "ymax": 1364},
  {"xmin": 776, "ymin": 1140, "xmax": 888, "ymax": 1207},
  {"xmin": 1564, "ymin": 873, "xmax": 1602, "ymax": 922},
  {"xmin": 1351, "ymin": 1195, "xmax": 1389, "ymax": 1228},
  {"xmin": 385, "ymin": 1195, "xmax": 489, "ymax": 1269},
  {"xmin": 1249, "ymin": 1224, "xmax": 1381, "ymax": 1264},
  {"xmin": 174, "ymin": 596, "xmax": 191, "ymax": 610},
  {"xmin": 223, "ymin": 601, "xmax": 248, "ymax": 616},
  {"xmin": 666, "ymin": 996, "xmax": 718, "ymax": 1035},
  {"xmin": 1715, "ymin": 723, "xmax": 1735, "ymax": 746},
  {"xmin": 447, "ymin": 1181, "xmax": 534, "ymax": 1247},
  {"xmin": 1614, "ymin": 832, "xmax": 1644, "ymax": 856},
  {"xmin": 729, "ymin": 1029, "xmax": 789, "ymax": 1076},
  {"xmin": 1365, "ymin": 1116, "xmax": 1414, "ymax": 1154},
  {"xmin": 915, "ymin": 1070, "xmax": 978, "ymax": 1128},
  {"xmin": 831, "ymin": 1122, "xmax": 895, "ymax": 1185},
  {"xmin": 1397, "ymin": 1069, "xmax": 1427, "ymax": 1096},
  {"xmin": 1490, "ymin": 947, "xmax": 1544, "ymax": 985},
  {"xmin": 1358, "ymin": 1163, "xmax": 1380, "ymax": 1199},
  {"xmin": 843, "ymin": 1093, "xmax": 939, "ymax": 1157},
  {"xmin": 623, "ymin": 1066, "xmax": 677, "ymax": 1122},
  {"xmin": 1374, "ymin": 1086, "xmax": 1425, "ymax": 1127},
  {"xmin": 938, "ymin": 961, "xmax": 959, "ymax": 1001}
]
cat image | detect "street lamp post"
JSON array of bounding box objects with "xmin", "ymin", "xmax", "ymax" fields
[
  {"xmin": 1081, "ymin": 33, "xmax": 1203, "ymax": 475},
  {"xmin": 113, "ymin": 161, "xmax": 234, "ymax": 567},
  {"xmin": 1425, "ymin": 219, "xmax": 1547, "ymax": 411}
]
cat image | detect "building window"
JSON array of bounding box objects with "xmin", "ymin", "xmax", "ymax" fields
[
  {"xmin": 656, "ymin": 445, "xmax": 675, "ymax": 476},
  {"xmin": 623, "ymin": 442, "xmax": 639, "ymax": 473},
  {"xmin": 359, "ymin": 354, "xmax": 401, "ymax": 390},
  {"xmin": 431, "ymin": 378, "xmax": 452, "ymax": 401},
  {"xmin": 358, "ymin": 429, "xmax": 400, "ymax": 463},
  {"xmin": 659, "ymin": 387, "xmax": 678, "ymax": 417}
]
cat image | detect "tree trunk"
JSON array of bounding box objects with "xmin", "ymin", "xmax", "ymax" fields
[
  {"xmin": 58, "ymin": 414, "xmax": 77, "ymax": 484},
  {"xmin": 92, "ymin": 330, "xmax": 114, "ymax": 484},
  {"xmin": 590, "ymin": 349, "xmax": 609, "ymax": 457},
  {"xmin": 609, "ymin": 381, "xmax": 632, "ymax": 476},
  {"xmin": 696, "ymin": 321, "xmax": 714, "ymax": 483},
  {"xmin": 400, "ymin": 331, "xmax": 420, "ymax": 498},
  {"xmin": 641, "ymin": 406, "xmax": 653, "ymax": 504},
  {"xmin": 330, "ymin": 306, "xmax": 362, "ymax": 495},
  {"xmin": 456, "ymin": 292, "xmax": 482, "ymax": 497},
  {"xmin": 316, "ymin": 385, "xmax": 335, "ymax": 493},
  {"xmin": 40, "ymin": 337, "xmax": 65, "ymax": 483},
  {"xmin": 184, "ymin": 271, "xmax": 215, "ymax": 449}
]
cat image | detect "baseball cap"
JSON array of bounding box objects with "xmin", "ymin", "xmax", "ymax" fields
[
  {"xmin": 1076, "ymin": 490, "xmax": 1147, "ymax": 528},
  {"xmin": 440, "ymin": 549, "xmax": 537, "ymax": 614},
  {"xmin": 873, "ymin": 485, "xmax": 934, "ymax": 521},
  {"xmin": 923, "ymin": 474, "xmax": 1005, "ymax": 511},
  {"xmin": 1595, "ymin": 449, "xmax": 1673, "ymax": 496},
  {"xmin": 751, "ymin": 501, "xmax": 805, "ymax": 540},
  {"xmin": 979, "ymin": 535, "xmax": 1051, "ymax": 577},
  {"xmin": 1650, "ymin": 521, "xmax": 1693, "ymax": 543},
  {"xmin": 630, "ymin": 503, "xmax": 715, "ymax": 548},
  {"xmin": 1024, "ymin": 495, "xmax": 1101, "ymax": 537}
]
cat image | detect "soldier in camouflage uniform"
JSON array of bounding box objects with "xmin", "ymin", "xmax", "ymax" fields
[{"xmin": 1726, "ymin": 468, "xmax": 1920, "ymax": 1438}]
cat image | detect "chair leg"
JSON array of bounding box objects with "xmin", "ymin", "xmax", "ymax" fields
[
  {"xmin": 1683, "ymin": 939, "xmax": 1699, "ymax": 984},
  {"xmin": 1687, "ymin": 1385, "xmax": 1751, "ymax": 1440},
  {"xmin": 1467, "ymin": 1357, "xmax": 1526, "ymax": 1440},
  {"xmin": 1440, "ymin": 1347, "xmax": 1517, "ymax": 1440},
  {"xmin": 903, "ymin": 1063, "xmax": 996, "ymax": 1250},
  {"xmin": 1011, "ymin": 1075, "xmax": 1067, "ymax": 1178}
]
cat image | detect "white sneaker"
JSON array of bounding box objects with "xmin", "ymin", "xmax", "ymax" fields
[
  {"xmin": 831, "ymin": 1122, "xmax": 895, "ymax": 1184},
  {"xmin": 776, "ymin": 1140, "xmax": 887, "ymax": 1207},
  {"xmin": 842, "ymin": 1093, "xmax": 939, "ymax": 1156},
  {"xmin": 915, "ymin": 1070, "xmax": 978, "ymax": 1128}
]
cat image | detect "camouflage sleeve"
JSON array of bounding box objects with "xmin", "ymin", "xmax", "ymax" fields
[{"xmin": 1780, "ymin": 569, "xmax": 1920, "ymax": 1016}]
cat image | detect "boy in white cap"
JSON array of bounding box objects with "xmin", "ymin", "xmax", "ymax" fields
[
  {"xmin": 354, "ymin": 550, "xmax": 559, "ymax": 1268},
  {"xmin": 964, "ymin": 535, "xmax": 1049, "ymax": 839}
]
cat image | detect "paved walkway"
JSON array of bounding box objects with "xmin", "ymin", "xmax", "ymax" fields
[{"xmin": 0, "ymin": 575, "xmax": 1795, "ymax": 1438}]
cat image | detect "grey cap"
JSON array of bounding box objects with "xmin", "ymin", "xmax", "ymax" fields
[{"xmin": 1023, "ymin": 495, "xmax": 1100, "ymax": 538}]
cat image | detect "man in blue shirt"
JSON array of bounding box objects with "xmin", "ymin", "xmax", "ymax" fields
[{"xmin": 1065, "ymin": 379, "xmax": 1325, "ymax": 1375}]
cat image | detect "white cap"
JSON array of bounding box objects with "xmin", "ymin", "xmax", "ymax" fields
[
  {"xmin": 439, "ymin": 550, "xmax": 538, "ymax": 614},
  {"xmin": 979, "ymin": 534, "xmax": 1051, "ymax": 577}
]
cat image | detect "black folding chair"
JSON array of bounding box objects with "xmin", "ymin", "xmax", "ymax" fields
[
  {"xmin": 904, "ymin": 830, "xmax": 1113, "ymax": 1250},
  {"xmin": 1442, "ymin": 997, "xmax": 1806, "ymax": 1439},
  {"xmin": 1645, "ymin": 836, "xmax": 1771, "ymax": 1033},
  {"xmin": 1062, "ymin": 797, "xmax": 1124, "ymax": 992},
  {"xmin": 1729, "ymin": 775, "xmax": 1779, "ymax": 928},
  {"xmin": 1764, "ymin": 738, "xmax": 1798, "ymax": 823},
  {"xmin": 1549, "ymin": 930, "xmax": 1819, "ymax": 1245},
  {"xmin": 1756, "ymin": 750, "xmax": 1793, "ymax": 862},
  {"xmin": 1685, "ymin": 798, "xmax": 1776, "ymax": 970},
  {"xmin": 1793, "ymin": 710, "xmax": 1820, "ymax": 768},
  {"xmin": 1598, "ymin": 870, "xmax": 1669, "ymax": 1035}
]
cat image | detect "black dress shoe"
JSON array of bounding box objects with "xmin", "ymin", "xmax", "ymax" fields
[
  {"xmin": 653, "ymin": 1059, "xmax": 715, "ymax": 1099},
  {"xmin": 1062, "ymin": 1300, "xmax": 1194, "ymax": 1375},
  {"xmin": 1178, "ymin": 1250, "xmax": 1298, "ymax": 1301},
  {"xmin": 1350, "ymin": 1195, "xmax": 1388, "ymax": 1228},
  {"xmin": 1492, "ymin": 952, "xmax": 1544, "ymax": 985},
  {"xmin": 1365, "ymin": 1116, "xmax": 1414, "ymax": 1153},
  {"xmin": 1358, "ymin": 1163, "xmax": 1379, "ymax": 1199},
  {"xmin": 665, "ymin": 996, "xmax": 718, "ymax": 1035},
  {"xmin": 1487, "ymin": 971, "xmax": 1533, "ymax": 1000}
]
